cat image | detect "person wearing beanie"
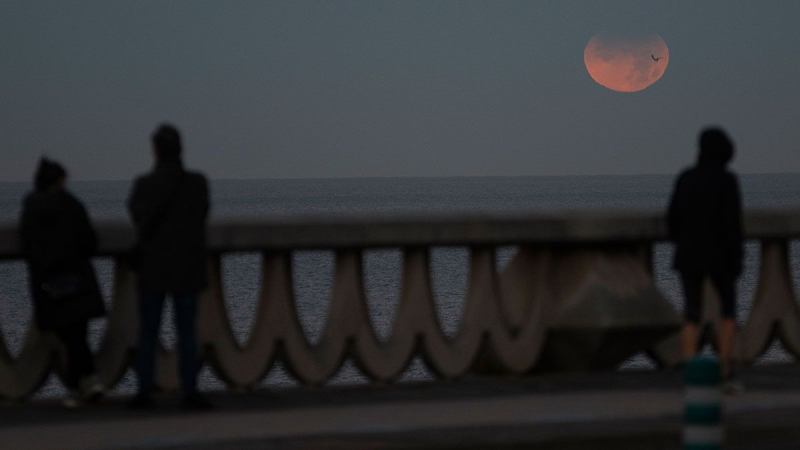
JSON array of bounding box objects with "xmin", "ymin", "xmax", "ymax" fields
[{"xmin": 20, "ymin": 157, "xmax": 106, "ymax": 408}]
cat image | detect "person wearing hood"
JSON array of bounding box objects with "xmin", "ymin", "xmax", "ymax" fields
[
  {"xmin": 667, "ymin": 127, "xmax": 743, "ymax": 389},
  {"xmin": 20, "ymin": 158, "xmax": 106, "ymax": 408}
]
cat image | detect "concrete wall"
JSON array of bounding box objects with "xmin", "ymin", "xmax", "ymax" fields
[{"xmin": 0, "ymin": 211, "xmax": 798, "ymax": 399}]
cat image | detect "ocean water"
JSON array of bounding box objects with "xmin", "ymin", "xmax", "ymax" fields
[{"xmin": 1, "ymin": 174, "xmax": 800, "ymax": 397}]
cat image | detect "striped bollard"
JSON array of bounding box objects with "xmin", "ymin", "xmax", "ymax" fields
[{"xmin": 684, "ymin": 356, "xmax": 723, "ymax": 450}]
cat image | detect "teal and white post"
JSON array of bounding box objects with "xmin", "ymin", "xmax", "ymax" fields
[{"xmin": 684, "ymin": 356, "xmax": 723, "ymax": 450}]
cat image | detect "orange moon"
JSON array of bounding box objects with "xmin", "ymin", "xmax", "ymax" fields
[{"xmin": 584, "ymin": 33, "xmax": 669, "ymax": 93}]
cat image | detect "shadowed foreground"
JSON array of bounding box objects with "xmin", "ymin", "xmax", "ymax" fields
[{"xmin": 3, "ymin": 365, "xmax": 800, "ymax": 449}]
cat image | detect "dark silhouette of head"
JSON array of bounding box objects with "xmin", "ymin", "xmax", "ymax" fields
[
  {"xmin": 34, "ymin": 157, "xmax": 67, "ymax": 192},
  {"xmin": 152, "ymin": 123, "xmax": 182, "ymax": 164},
  {"xmin": 698, "ymin": 127, "xmax": 734, "ymax": 168}
]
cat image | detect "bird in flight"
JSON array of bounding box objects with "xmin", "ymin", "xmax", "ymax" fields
[{"xmin": 651, "ymin": 54, "xmax": 662, "ymax": 62}]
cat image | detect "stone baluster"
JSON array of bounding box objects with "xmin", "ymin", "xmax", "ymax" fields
[
  {"xmin": 94, "ymin": 258, "xmax": 143, "ymax": 389},
  {"xmin": 0, "ymin": 327, "xmax": 55, "ymax": 400},
  {"xmin": 739, "ymin": 239, "xmax": 800, "ymax": 362}
]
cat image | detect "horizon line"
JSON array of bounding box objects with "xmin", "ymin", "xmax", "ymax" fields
[{"xmin": 1, "ymin": 171, "xmax": 799, "ymax": 184}]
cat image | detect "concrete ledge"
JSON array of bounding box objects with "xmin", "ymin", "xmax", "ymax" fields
[{"xmin": 1, "ymin": 209, "xmax": 799, "ymax": 257}]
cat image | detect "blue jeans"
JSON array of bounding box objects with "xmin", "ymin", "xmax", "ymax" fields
[{"xmin": 135, "ymin": 290, "xmax": 199, "ymax": 396}]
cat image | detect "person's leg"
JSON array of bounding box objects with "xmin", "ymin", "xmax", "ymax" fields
[
  {"xmin": 66, "ymin": 320, "xmax": 95, "ymax": 382},
  {"xmin": 134, "ymin": 290, "xmax": 166, "ymax": 397},
  {"xmin": 172, "ymin": 292, "xmax": 199, "ymax": 395},
  {"xmin": 54, "ymin": 321, "xmax": 97, "ymax": 407},
  {"xmin": 681, "ymin": 322, "xmax": 699, "ymax": 360},
  {"xmin": 711, "ymin": 272, "xmax": 737, "ymax": 378},
  {"xmin": 680, "ymin": 271, "xmax": 704, "ymax": 362},
  {"xmin": 718, "ymin": 319, "xmax": 736, "ymax": 375},
  {"xmin": 59, "ymin": 320, "xmax": 105, "ymax": 401},
  {"xmin": 53, "ymin": 323, "xmax": 85, "ymax": 391}
]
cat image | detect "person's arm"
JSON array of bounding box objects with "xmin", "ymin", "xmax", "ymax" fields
[
  {"xmin": 725, "ymin": 174, "xmax": 744, "ymax": 275},
  {"xmin": 666, "ymin": 174, "xmax": 684, "ymax": 241},
  {"xmin": 74, "ymin": 198, "xmax": 98, "ymax": 257},
  {"xmin": 128, "ymin": 177, "xmax": 160, "ymax": 233},
  {"xmin": 199, "ymin": 175, "xmax": 209, "ymax": 221},
  {"xmin": 19, "ymin": 197, "xmax": 33, "ymax": 256}
]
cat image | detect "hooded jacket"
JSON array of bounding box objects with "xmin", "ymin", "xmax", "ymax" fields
[
  {"xmin": 667, "ymin": 146, "xmax": 743, "ymax": 276},
  {"xmin": 127, "ymin": 161, "xmax": 209, "ymax": 294},
  {"xmin": 20, "ymin": 189, "xmax": 105, "ymax": 329}
]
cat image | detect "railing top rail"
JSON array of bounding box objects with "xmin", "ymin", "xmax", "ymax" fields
[{"xmin": 1, "ymin": 209, "xmax": 800, "ymax": 258}]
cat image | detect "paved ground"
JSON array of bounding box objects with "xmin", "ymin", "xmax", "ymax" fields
[{"xmin": 2, "ymin": 365, "xmax": 800, "ymax": 449}]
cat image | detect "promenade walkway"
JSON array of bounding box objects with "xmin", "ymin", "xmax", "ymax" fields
[{"xmin": 3, "ymin": 365, "xmax": 800, "ymax": 449}]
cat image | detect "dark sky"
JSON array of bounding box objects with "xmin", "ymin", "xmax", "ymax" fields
[{"xmin": 1, "ymin": 1, "xmax": 799, "ymax": 181}]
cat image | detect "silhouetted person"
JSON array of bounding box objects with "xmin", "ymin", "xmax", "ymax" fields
[
  {"xmin": 667, "ymin": 127, "xmax": 743, "ymax": 388},
  {"xmin": 20, "ymin": 158, "xmax": 106, "ymax": 408},
  {"xmin": 127, "ymin": 124, "xmax": 211, "ymax": 409}
]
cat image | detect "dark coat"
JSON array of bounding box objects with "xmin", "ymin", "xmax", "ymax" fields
[
  {"xmin": 667, "ymin": 151, "xmax": 743, "ymax": 276},
  {"xmin": 127, "ymin": 162, "xmax": 209, "ymax": 294},
  {"xmin": 20, "ymin": 189, "xmax": 105, "ymax": 330}
]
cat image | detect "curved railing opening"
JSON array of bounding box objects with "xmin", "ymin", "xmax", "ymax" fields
[
  {"xmin": 430, "ymin": 246, "xmax": 470, "ymax": 340},
  {"xmin": 363, "ymin": 248, "xmax": 402, "ymax": 343},
  {"xmin": 220, "ymin": 252, "xmax": 262, "ymax": 348},
  {"xmin": 0, "ymin": 260, "xmax": 31, "ymax": 359}
]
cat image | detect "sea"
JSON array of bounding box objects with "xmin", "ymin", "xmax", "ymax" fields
[{"xmin": 1, "ymin": 174, "xmax": 800, "ymax": 397}]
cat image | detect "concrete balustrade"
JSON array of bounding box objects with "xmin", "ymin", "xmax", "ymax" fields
[{"xmin": 0, "ymin": 210, "xmax": 799, "ymax": 400}]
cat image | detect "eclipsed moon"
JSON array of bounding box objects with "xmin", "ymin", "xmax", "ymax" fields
[{"xmin": 584, "ymin": 33, "xmax": 669, "ymax": 93}]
